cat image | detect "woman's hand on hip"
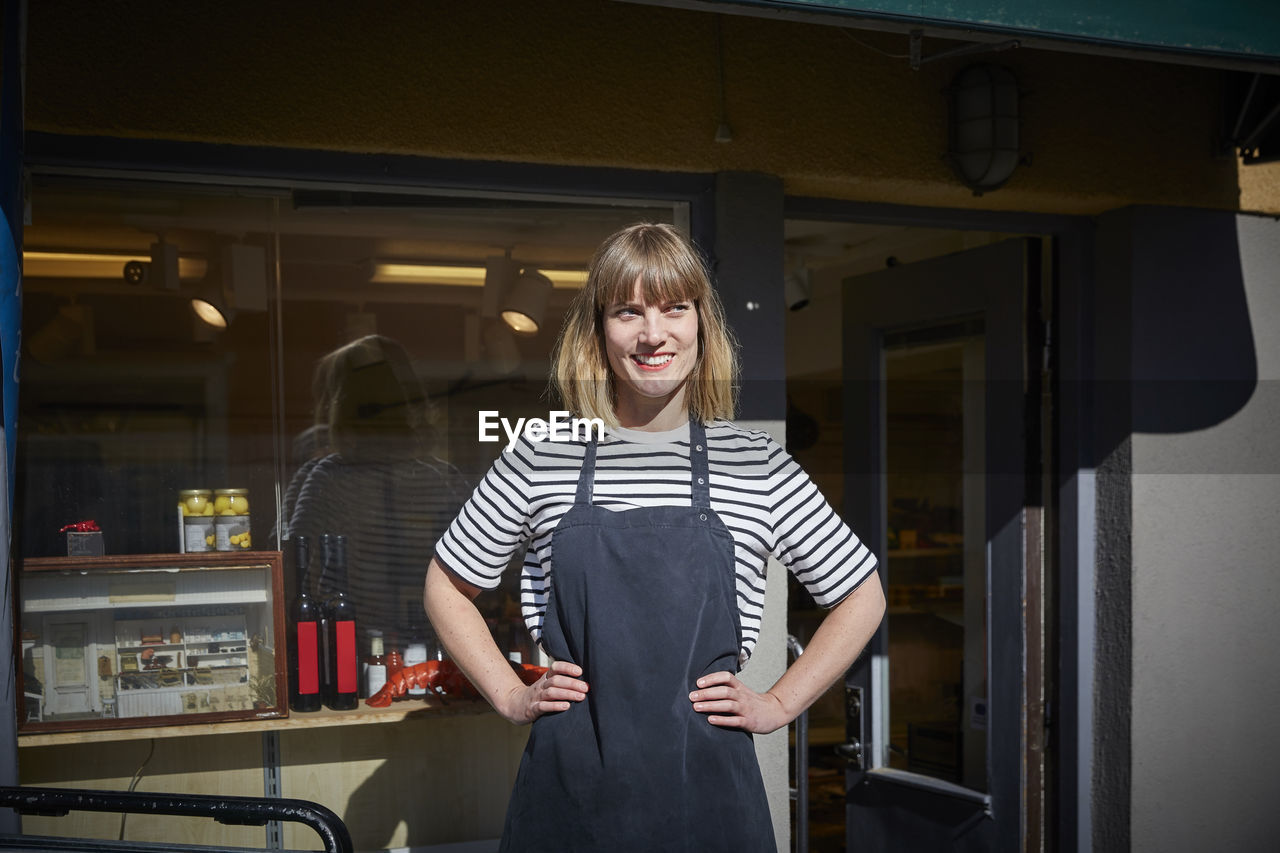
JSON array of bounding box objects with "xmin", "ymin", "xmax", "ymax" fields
[
  {"xmin": 502, "ymin": 660, "xmax": 589, "ymax": 725},
  {"xmin": 689, "ymin": 671, "xmax": 790, "ymax": 734}
]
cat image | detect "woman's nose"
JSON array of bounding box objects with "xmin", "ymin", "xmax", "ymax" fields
[{"xmin": 638, "ymin": 311, "xmax": 665, "ymax": 343}]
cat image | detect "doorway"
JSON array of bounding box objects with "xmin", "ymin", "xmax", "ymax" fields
[
  {"xmin": 784, "ymin": 220, "xmax": 1049, "ymax": 852},
  {"xmin": 40, "ymin": 618, "xmax": 94, "ymax": 718}
]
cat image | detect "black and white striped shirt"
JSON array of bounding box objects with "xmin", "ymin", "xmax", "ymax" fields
[{"xmin": 435, "ymin": 420, "xmax": 877, "ymax": 662}]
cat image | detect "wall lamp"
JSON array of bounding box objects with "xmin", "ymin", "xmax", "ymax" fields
[{"xmin": 947, "ymin": 63, "xmax": 1021, "ymax": 195}]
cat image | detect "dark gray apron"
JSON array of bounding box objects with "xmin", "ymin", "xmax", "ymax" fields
[{"xmin": 499, "ymin": 419, "xmax": 777, "ymax": 853}]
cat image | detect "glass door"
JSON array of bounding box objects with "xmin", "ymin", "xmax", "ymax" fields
[
  {"xmin": 841, "ymin": 238, "xmax": 1034, "ymax": 852},
  {"xmin": 883, "ymin": 328, "xmax": 987, "ymax": 792}
]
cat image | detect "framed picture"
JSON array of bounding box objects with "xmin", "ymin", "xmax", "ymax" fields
[{"xmin": 17, "ymin": 551, "xmax": 286, "ymax": 734}]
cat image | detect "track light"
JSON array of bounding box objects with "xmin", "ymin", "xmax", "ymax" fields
[
  {"xmin": 784, "ymin": 269, "xmax": 812, "ymax": 312},
  {"xmin": 191, "ymin": 278, "xmax": 233, "ymax": 329},
  {"xmin": 502, "ymin": 269, "xmax": 553, "ymax": 334}
]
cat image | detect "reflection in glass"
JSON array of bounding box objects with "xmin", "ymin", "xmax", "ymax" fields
[
  {"xmin": 281, "ymin": 334, "xmax": 471, "ymax": 645},
  {"xmin": 884, "ymin": 331, "xmax": 987, "ymax": 791}
]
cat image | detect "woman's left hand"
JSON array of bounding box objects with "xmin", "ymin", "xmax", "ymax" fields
[{"xmin": 689, "ymin": 671, "xmax": 790, "ymax": 734}]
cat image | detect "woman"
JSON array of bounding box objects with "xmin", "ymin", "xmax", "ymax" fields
[
  {"xmin": 287, "ymin": 335, "xmax": 469, "ymax": 643},
  {"xmin": 425, "ymin": 223, "xmax": 884, "ymax": 852}
]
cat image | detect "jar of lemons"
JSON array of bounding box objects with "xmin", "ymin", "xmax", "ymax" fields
[
  {"xmin": 179, "ymin": 489, "xmax": 215, "ymax": 552},
  {"xmin": 213, "ymin": 488, "xmax": 252, "ymax": 551}
]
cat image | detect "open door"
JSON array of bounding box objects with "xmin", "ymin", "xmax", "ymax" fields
[{"xmin": 842, "ymin": 238, "xmax": 1035, "ymax": 852}]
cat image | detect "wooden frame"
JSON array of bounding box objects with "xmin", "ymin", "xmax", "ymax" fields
[{"xmin": 17, "ymin": 551, "xmax": 287, "ymax": 735}]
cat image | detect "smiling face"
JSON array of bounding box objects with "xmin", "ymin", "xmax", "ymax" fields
[{"xmin": 602, "ymin": 279, "xmax": 699, "ymax": 429}]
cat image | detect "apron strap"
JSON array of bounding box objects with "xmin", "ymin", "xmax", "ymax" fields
[
  {"xmin": 576, "ymin": 418, "xmax": 708, "ymax": 508},
  {"xmin": 689, "ymin": 418, "xmax": 710, "ymax": 509},
  {"xmin": 574, "ymin": 433, "xmax": 599, "ymax": 506}
]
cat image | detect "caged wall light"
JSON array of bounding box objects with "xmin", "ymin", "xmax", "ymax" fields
[{"xmin": 947, "ymin": 63, "xmax": 1021, "ymax": 195}]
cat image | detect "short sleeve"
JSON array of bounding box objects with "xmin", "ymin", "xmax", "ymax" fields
[
  {"xmin": 766, "ymin": 439, "xmax": 878, "ymax": 607},
  {"xmin": 434, "ymin": 446, "xmax": 534, "ymax": 589}
]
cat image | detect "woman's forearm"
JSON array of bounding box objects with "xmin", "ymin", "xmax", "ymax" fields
[
  {"xmin": 423, "ymin": 557, "xmax": 527, "ymax": 720},
  {"xmin": 766, "ymin": 571, "xmax": 885, "ymax": 723}
]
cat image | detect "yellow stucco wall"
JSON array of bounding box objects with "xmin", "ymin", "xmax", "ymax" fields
[
  {"xmin": 26, "ymin": 1, "xmax": 1270, "ymax": 215},
  {"xmin": 1238, "ymin": 160, "xmax": 1280, "ymax": 213}
]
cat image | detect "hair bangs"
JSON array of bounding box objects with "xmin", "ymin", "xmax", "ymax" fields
[{"xmin": 591, "ymin": 236, "xmax": 704, "ymax": 312}]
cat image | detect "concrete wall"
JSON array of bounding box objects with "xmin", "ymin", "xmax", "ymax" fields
[
  {"xmin": 1095, "ymin": 207, "xmax": 1280, "ymax": 852},
  {"xmin": 25, "ymin": 0, "xmax": 1243, "ymax": 215}
]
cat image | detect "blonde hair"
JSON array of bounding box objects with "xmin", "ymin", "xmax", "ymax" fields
[
  {"xmin": 314, "ymin": 335, "xmax": 435, "ymax": 459},
  {"xmin": 551, "ymin": 223, "xmax": 738, "ymax": 427}
]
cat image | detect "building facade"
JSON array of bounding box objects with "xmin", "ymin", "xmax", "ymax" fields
[{"xmin": 3, "ymin": 2, "xmax": 1279, "ymax": 851}]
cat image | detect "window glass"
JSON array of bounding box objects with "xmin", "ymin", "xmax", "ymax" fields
[{"xmin": 19, "ymin": 176, "xmax": 676, "ymax": 726}]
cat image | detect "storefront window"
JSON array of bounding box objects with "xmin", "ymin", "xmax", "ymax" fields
[{"xmin": 18, "ymin": 175, "xmax": 678, "ymax": 728}]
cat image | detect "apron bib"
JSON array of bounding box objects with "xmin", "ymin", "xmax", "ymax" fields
[{"xmin": 499, "ymin": 419, "xmax": 776, "ymax": 853}]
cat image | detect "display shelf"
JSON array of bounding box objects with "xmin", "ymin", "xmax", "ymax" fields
[
  {"xmin": 16, "ymin": 697, "xmax": 495, "ymax": 747},
  {"xmin": 17, "ymin": 551, "xmax": 285, "ymax": 735}
]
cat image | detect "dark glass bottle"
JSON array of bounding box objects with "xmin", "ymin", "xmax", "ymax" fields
[
  {"xmin": 323, "ymin": 534, "xmax": 359, "ymax": 710},
  {"xmin": 288, "ymin": 536, "xmax": 322, "ymax": 712},
  {"xmin": 316, "ymin": 534, "xmax": 333, "ymax": 701}
]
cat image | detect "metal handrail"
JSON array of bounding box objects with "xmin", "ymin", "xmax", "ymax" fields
[
  {"xmin": 786, "ymin": 634, "xmax": 808, "ymax": 853},
  {"xmin": 0, "ymin": 786, "xmax": 352, "ymax": 853}
]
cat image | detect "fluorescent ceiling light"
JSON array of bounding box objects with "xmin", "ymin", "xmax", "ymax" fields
[
  {"xmin": 370, "ymin": 262, "xmax": 587, "ymax": 289},
  {"xmin": 23, "ymin": 251, "xmax": 205, "ymax": 279}
]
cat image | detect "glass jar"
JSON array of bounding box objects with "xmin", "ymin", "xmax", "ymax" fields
[
  {"xmin": 213, "ymin": 488, "xmax": 252, "ymax": 551},
  {"xmin": 403, "ymin": 639, "xmax": 428, "ymax": 697},
  {"xmin": 179, "ymin": 489, "xmax": 215, "ymax": 553},
  {"xmin": 178, "ymin": 489, "xmax": 213, "ymax": 518}
]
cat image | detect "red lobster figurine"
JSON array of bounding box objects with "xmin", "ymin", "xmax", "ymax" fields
[{"xmin": 366, "ymin": 657, "xmax": 547, "ymax": 707}]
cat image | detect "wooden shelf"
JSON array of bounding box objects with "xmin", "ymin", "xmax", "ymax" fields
[{"xmin": 17, "ymin": 697, "xmax": 494, "ymax": 748}]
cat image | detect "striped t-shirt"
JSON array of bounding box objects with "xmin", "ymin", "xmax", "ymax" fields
[{"xmin": 435, "ymin": 420, "xmax": 878, "ymax": 663}]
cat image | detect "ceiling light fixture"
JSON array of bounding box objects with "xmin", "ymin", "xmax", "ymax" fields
[
  {"xmin": 502, "ymin": 270, "xmax": 553, "ymax": 335},
  {"xmin": 368, "ymin": 261, "xmax": 587, "ymax": 289},
  {"xmin": 22, "ymin": 251, "xmax": 205, "ymax": 280},
  {"xmin": 784, "ymin": 268, "xmax": 812, "ymax": 312},
  {"xmin": 191, "ymin": 278, "xmax": 233, "ymax": 330}
]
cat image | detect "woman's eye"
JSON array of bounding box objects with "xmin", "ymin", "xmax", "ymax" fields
[
  {"xmin": 615, "ymin": 306, "xmax": 639, "ymax": 317},
  {"xmin": 667, "ymin": 303, "xmax": 691, "ymax": 314}
]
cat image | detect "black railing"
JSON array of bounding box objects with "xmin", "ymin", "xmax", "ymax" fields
[{"xmin": 0, "ymin": 786, "xmax": 352, "ymax": 853}]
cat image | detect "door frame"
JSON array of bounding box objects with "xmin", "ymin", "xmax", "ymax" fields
[
  {"xmin": 785, "ymin": 196, "xmax": 1095, "ymax": 852},
  {"xmin": 844, "ymin": 237, "xmax": 1033, "ymax": 850}
]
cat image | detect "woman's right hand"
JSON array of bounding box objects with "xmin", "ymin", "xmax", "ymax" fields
[{"xmin": 501, "ymin": 660, "xmax": 589, "ymax": 724}]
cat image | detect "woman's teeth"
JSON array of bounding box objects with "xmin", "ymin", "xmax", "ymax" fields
[{"xmin": 633, "ymin": 354, "xmax": 674, "ymax": 366}]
